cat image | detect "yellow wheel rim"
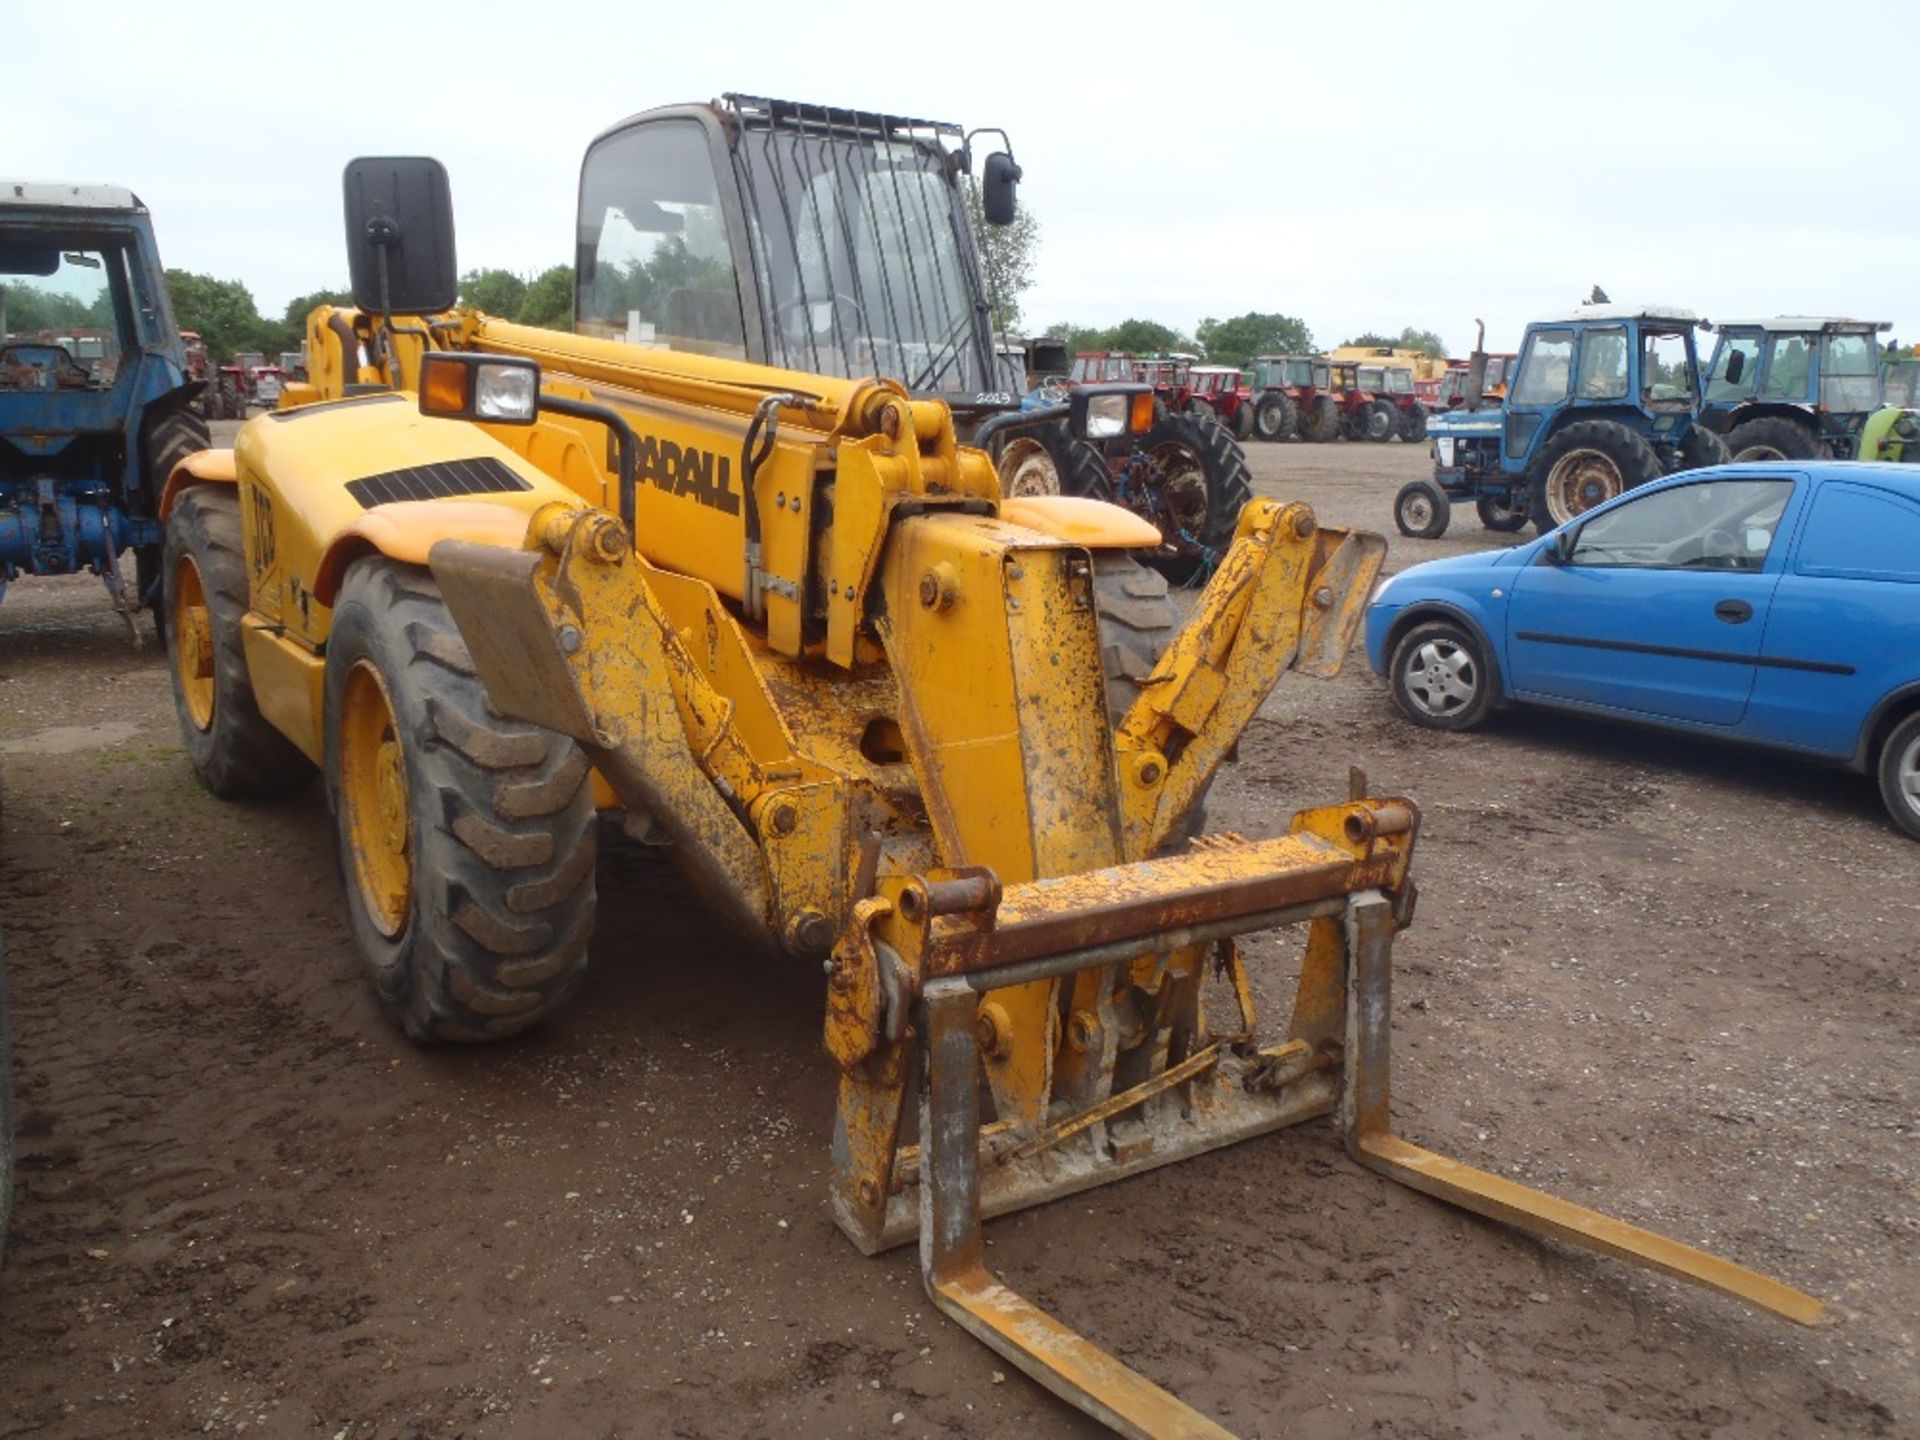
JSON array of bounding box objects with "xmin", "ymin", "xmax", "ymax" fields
[
  {"xmin": 340, "ymin": 660, "xmax": 412, "ymax": 938},
  {"xmin": 172, "ymin": 553, "xmax": 217, "ymax": 732}
]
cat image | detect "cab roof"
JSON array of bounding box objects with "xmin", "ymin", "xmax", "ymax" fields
[
  {"xmin": 2, "ymin": 181, "xmax": 144, "ymax": 212},
  {"xmin": 1704, "ymin": 317, "xmax": 1891, "ymax": 333},
  {"xmin": 1530, "ymin": 304, "xmax": 1697, "ymax": 326}
]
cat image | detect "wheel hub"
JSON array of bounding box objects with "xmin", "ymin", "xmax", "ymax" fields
[
  {"xmin": 342, "ymin": 660, "xmax": 412, "ymax": 937},
  {"xmin": 171, "ymin": 555, "xmax": 217, "ymax": 732}
]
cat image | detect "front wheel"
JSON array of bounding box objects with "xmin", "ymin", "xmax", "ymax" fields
[
  {"xmin": 1475, "ymin": 492, "xmax": 1531, "ymax": 532},
  {"xmin": 1388, "ymin": 619, "xmax": 1498, "ymax": 731},
  {"xmin": 325, "ymin": 559, "xmax": 597, "ymax": 1042},
  {"xmin": 1394, "ymin": 479, "xmax": 1451, "ymax": 539},
  {"xmin": 1877, "ymin": 712, "xmax": 1920, "ymax": 841}
]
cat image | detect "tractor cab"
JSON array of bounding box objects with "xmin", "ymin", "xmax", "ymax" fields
[
  {"xmin": 1700, "ymin": 317, "xmax": 1891, "ymax": 459},
  {"xmin": 1069, "ymin": 350, "xmax": 1135, "ymax": 383}
]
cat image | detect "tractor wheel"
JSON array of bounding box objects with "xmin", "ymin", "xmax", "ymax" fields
[
  {"xmin": 1475, "ymin": 492, "xmax": 1531, "ymax": 532},
  {"xmin": 1360, "ymin": 400, "xmax": 1398, "ymax": 442},
  {"xmin": 1400, "ymin": 404, "xmax": 1430, "ymax": 443},
  {"xmin": 165, "ymin": 489, "xmax": 315, "ymax": 798},
  {"xmin": 1393, "ymin": 480, "xmax": 1451, "ymax": 539},
  {"xmin": 1300, "ymin": 395, "xmax": 1341, "ymax": 442},
  {"xmin": 325, "ymin": 559, "xmax": 596, "ymax": 1043},
  {"xmin": 1388, "ymin": 618, "xmax": 1498, "ymax": 731},
  {"xmin": 1125, "ymin": 413, "xmax": 1254, "ymax": 587},
  {"xmin": 1876, "ymin": 710, "xmax": 1920, "ymax": 841},
  {"xmin": 1231, "ymin": 403, "xmax": 1254, "ymax": 441},
  {"xmin": 1526, "ymin": 418, "xmax": 1661, "ymax": 532},
  {"xmin": 1679, "ymin": 425, "xmax": 1729, "ymax": 470},
  {"xmin": 997, "ymin": 437, "xmax": 1062, "ymax": 497},
  {"xmin": 1252, "ymin": 393, "xmax": 1295, "ymax": 442},
  {"xmin": 1725, "ymin": 415, "xmax": 1822, "ymax": 462},
  {"xmin": 217, "ymin": 376, "xmax": 241, "ymax": 420}
]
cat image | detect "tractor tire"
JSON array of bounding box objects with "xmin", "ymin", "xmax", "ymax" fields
[
  {"xmin": 1252, "ymin": 392, "xmax": 1295, "ymax": 442},
  {"xmin": 1091, "ymin": 552, "xmax": 1210, "ymax": 843},
  {"xmin": 994, "ymin": 420, "xmax": 1114, "ymax": 501},
  {"xmin": 324, "ymin": 559, "xmax": 596, "ymax": 1043},
  {"xmin": 1132, "ymin": 413, "xmax": 1254, "ymax": 587},
  {"xmin": 217, "ymin": 376, "xmax": 242, "ymax": 420},
  {"xmin": 1876, "ymin": 710, "xmax": 1920, "ymax": 841},
  {"xmin": 997, "ymin": 436, "xmax": 1063, "ymax": 497},
  {"xmin": 1475, "ymin": 492, "xmax": 1531, "ymax": 532},
  {"xmin": 1387, "ymin": 618, "xmax": 1499, "ymax": 731},
  {"xmin": 164, "ymin": 489, "xmax": 315, "ymax": 799},
  {"xmin": 1526, "ymin": 418, "xmax": 1661, "ymax": 532},
  {"xmin": 1231, "ymin": 403, "xmax": 1254, "ymax": 441},
  {"xmin": 1393, "ymin": 479, "xmax": 1451, "ymax": 539},
  {"xmin": 1400, "ymin": 404, "xmax": 1430, "ymax": 443},
  {"xmin": 1360, "ymin": 400, "xmax": 1399, "ymax": 442},
  {"xmin": 1679, "ymin": 425, "xmax": 1729, "ymax": 470},
  {"xmin": 1300, "ymin": 394, "xmax": 1341, "ymax": 442},
  {"xmin": 142, "ymin": 406, "xmax": 213, "ymax": 624},
  {"xmin": 1725, "ymin": 414, "xmax": 1822, "ymax": 462}
]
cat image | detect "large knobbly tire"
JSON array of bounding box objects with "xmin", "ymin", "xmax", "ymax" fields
[
  {"xmin": 141, "ymin": 405, "xmax": 213, "ymax": 623},
  {"xmin": 1252, "ymin": 392, "xmax": 1294, "ymax": 442},
  {"xmin": 1300, "ymin": 394, "xmax": 1341, "ymax": 442},
  {"xmin": 1091, "ymin": 552, "xmax": 1208, "ymax": 841},
  {"xmin": 1142, "ymin": 412, "xmax": 1254, "ymax": 587},
  {"xmin": 1400, "ymin": 403, "xmax": 1430, "ymax": 442},
  {"xmin": 1359, "ymin": 399, "xmax": 1398, "ymax": 442},
  {"xmin": 165, "ymin": 489, "xmax": 315, "ymax": 798},
  {"xmin": 217, "ymin": 376, "xmax": 242, "ymax": 420},
  {"xmin": 1678, "ymin": 424, "xmax": 1729, "ymax": 470},
  {"xmin": 1527, "ymin": 418, "xmax": 1661, "ymax": 532},
  {"xmin": 1230, "ymin": 403, "xmax": 1254, "ymax": 441},
  {"xmin": 325, "ymin": 559, "xmax": 596, "ymax": 1043},
  {"xmin": 995, "ymin": 421, "xmax": 1113, "ymax": 502},
  {"xmin": 1726, "ymin": 414, "xmax": 1822, "ymax": 462}
]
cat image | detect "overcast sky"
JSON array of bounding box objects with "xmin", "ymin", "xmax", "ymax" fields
[{"xmin": 14, "ymin": 1, "xmax": 1912, "ymax": 357}]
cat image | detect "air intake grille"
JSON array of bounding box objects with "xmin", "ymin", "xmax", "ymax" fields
[{"xmin": 345, "ymin": 456, "xmax": 532, "ymax": 508}]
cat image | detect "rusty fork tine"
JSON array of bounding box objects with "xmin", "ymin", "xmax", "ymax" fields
[
  {"xmin": 920, "ymin": 981, "xmax": 1238, "ymax": 1440},
  {"xmin": 1341, "ymin": 891, "xmax": 1828, "ymax": 1328}
]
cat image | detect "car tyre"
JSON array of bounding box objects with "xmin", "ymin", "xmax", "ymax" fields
[
  {"xmin": 1876, "ymin": 711, "xmax": 1920, "ymax": 841},
  {"xmin": 1388, "ymin": 618, "xmax": 1498, "ymax": 731}
]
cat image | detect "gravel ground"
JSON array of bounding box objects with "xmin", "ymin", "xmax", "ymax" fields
[{"xmin": 0, "ymin": 429, "xmax": 1911, "ymax": 1439}]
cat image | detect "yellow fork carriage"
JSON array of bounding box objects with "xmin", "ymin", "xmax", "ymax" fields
[{"xmin": 159, "ymin": 147, "xmax": 1824, "ymax": 1438}]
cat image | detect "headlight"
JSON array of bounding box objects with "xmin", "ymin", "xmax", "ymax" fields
[
  {"xmin": 1085, "ymin": 393, "xmax": 1128, "ymax": 439},
  {"xmin": 1434, "ymin": 437, "xmax": 1456, "ymax": 465},
  {"xmin": 1370, "ymin": 571, "xmax": 1399, "ymax": 605},
  {"xmin": 1894, "ymin": 413, "xmax": 1919, "ymax": 441},
  {"xmin": 474, "ymin": 362, "xmax": 539, "ymax": 422}
]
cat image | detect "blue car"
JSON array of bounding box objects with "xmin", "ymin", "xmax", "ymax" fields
[{"xmin": 1365, "ymin": 462, "xmax": 1920, "ymax": 839}]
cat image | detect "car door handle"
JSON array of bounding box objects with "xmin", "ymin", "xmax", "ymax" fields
[{"xmin": 1714, "ymin": 599, "xmax": 1753, "ymax": 624}]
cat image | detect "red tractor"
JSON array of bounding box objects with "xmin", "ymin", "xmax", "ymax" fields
[
  {"xmin": 1434, "ymin": 352, "xmax": 1517, "ymax": 410},
  {"xmin": 1186, "ymin": 364, "xmax": 1256, "ymax": 437},
  {"xmin": 1328, "ymin": 360, "xmax": 1400, "ymax": 442},
  {"xmin": 1358, "ymin": 361, "xmax": 1429, "ymax": 441},
  {"xmin": 1070, "ymin": 350, "xmax": 1137, "ymax": 385}
]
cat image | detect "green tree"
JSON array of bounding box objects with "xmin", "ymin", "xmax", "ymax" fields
[
  {"xmin": 1104, "ymin": 317, "xmax": 1194, "ymax": 354},
  {"xmin": 966, "ymin": 187, "xmax": 1039, "ymax": 334},
  {"xmin": 1343, "ymin": 326, "xmax": 1448, "ymax": 359},
  {"xmin": 516, "ymin": 265, "xmax": 574, "ymax": 329},
  {"xmin": 1195, "ymin": 312, "xmax": 1314, "ymax": 368},
  {"xmin": 165, "ymin": 270, "xmax": 270, "ymax": 361},
  {"xmin": 266, "ymin": 288, "xmax": 353, "ymax": 356},
  {"xmin": 459, "ymin": 267, "xmax": 529, "ymax": 318}
]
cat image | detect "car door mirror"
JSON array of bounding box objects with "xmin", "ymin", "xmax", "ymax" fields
[
  {"xmin": 1723, "ymin": 350, "xmax": 1745, "ymax": 386},
  {"xmin": 1548, "ymin": 528, "xmax": 1578, "ymax": 565}
]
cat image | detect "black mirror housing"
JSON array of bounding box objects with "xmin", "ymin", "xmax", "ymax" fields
[
  {"xmin": 982, "ymin": 151, "xmax": 1021, "ymax": 227},
  {"xmin": 1724, "ymin": 350, "xmax": 1746, "ymax": 385},
  {"xmin": 343, "ymin": 157, "xmax": 458, "ymax": 316}
]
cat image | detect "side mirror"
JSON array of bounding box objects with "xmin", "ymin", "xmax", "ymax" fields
[
  {"xmin": 343, "ymin": 157, "xmax": 458, "ymax": 316},
  {"xmin": 1550, "ymin": 528, "xmax": 1578, "ymax": 564},
  {"xmin": 418, "ymin": 352, "xmax": 539, "ymax": 425},
  {"xmin": 1724, "ymin": 350, "xmax": 1746, "ymax": 385},
  {"xmin": 982, "ymin": 151, "xmax": 1022, "ymax": 227}
]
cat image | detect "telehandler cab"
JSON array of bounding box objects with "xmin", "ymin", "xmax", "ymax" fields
[{"xmin": 160, "ymin": 108, "xmax": 1823, "ymax": 1437}]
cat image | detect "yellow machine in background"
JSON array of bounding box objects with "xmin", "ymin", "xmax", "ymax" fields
[{"xmin": 159, "ymin": 111, "xmax": 1822, "ymax": 1438}]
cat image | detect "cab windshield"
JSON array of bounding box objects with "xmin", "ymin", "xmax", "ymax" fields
[{"xmin": 1, "ymin": 243, "xmax": 130, "ymax": 390}]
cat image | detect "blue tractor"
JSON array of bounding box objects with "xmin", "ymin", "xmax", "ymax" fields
[
  {"xmin": 1, "ymin": 183, "xmax": 208, "ymax": 636},
  {"xmin": 1399, "ymin": 305, "xmax": 1727, "ymax": 539},
  {"xmin": 1696, "ymin": 317, "xmax": 1892, "ymax": 461}
]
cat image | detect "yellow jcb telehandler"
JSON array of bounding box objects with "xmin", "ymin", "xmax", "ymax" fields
[{"xmin": 159, "ymin": 98, "xmax": 1824, "ymax": 1438}]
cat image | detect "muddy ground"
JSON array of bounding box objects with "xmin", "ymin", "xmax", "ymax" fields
[{"xmin": 0, "ymin": 432, "xmax": 1912, "ymax": 1440}]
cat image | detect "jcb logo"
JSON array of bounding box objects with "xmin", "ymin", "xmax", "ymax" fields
[
  {"xmin": 636, "ymin": 435, "xmax": 739, "ymax": 516},
  {"xmin": 246, "ymin": 485, "xmax": 277, "ymax": 574}
]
